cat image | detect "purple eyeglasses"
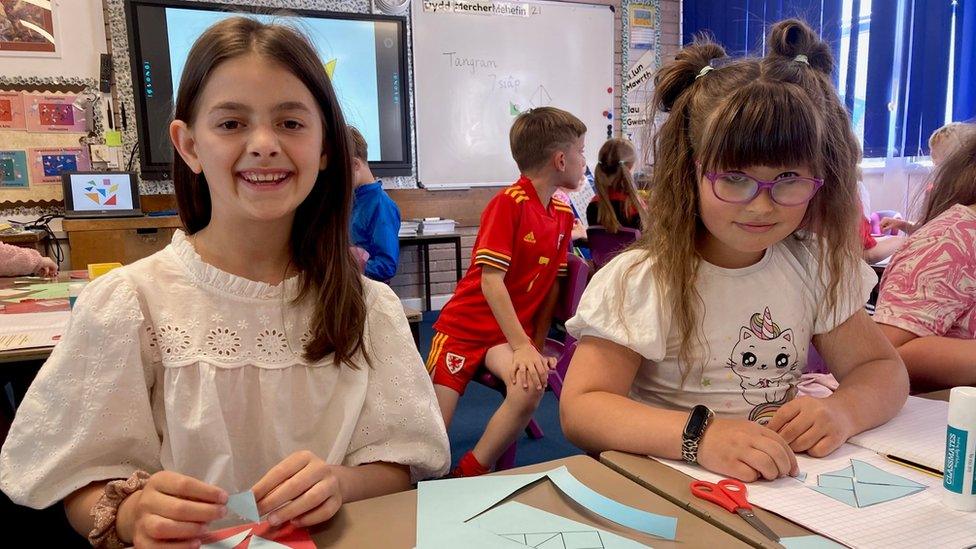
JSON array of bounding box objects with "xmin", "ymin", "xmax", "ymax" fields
[{"xmin": 702, "ymin": 170, "xmax": 824, "ymax": 207}]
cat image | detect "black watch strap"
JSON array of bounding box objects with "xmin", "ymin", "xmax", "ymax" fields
[{"xmin": 681, "ymin": 405, "xmax": 714, "ymax": 463}]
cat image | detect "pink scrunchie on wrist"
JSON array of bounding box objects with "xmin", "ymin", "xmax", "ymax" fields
[{"xmin": 88, "ymin": 470, "xmax": 150, "ymax": 548}]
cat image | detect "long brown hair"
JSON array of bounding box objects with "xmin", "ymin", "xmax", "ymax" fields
[
  {"xmin": 638, "ymin": 19, "xmax": 862, "ymax": 377},
  {"xmin": 917, "ymin": 132, "xmax": 976, "ymax": 226},
  {"xmin": 172, "ymin": 17, "xmax": 367, "ymax": 366},
  {"xmin": 593, "ymin": 138, "xmax": 646, "ymax": 232}
]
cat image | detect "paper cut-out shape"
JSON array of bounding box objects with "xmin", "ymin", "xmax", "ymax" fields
[
  {"xmin": 203, "ymin": 522, "xmax": 314, "ymax": 549},
  {"xmin": 780, "ymin": 534, "xmax": 847, "ymax": 548},
  {"xmin": 200, "ymin": 528, "xmax": 251, "ymax": 549},
  {"xmin": 3, "ymin": 282, "xmax": 71, "ymax": 302},
  {"xmin": 417, "ymin": 466, "xmax": 677, "ymax": 548},
  {"xmin": 227, "ymin": 490, "xmax": 260, "ymax": 522},
  {"xmin": 248, "ymin": 535, "xmax": 292, "ymax": 548},
  {"xmin": 471, "ymin": 501, "xmax": 647, "ymax": 548},
  {"xmin": 811, "ymin": 459, "xmax": 926, "ymax": 508}
]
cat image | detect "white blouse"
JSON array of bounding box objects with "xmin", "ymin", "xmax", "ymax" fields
[{"xmin": 0, "ymin": 231, "xmax": 450, "ymax": 508}]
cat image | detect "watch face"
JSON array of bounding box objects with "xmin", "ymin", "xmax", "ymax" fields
[{"xmin": 684, "ymin": 405, "xmax": 710, "ymax": 437}]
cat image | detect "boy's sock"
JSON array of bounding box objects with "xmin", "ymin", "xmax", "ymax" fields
[{"xmin": 450, "ymin": 451, "xmax": 490, "ymax": 478}]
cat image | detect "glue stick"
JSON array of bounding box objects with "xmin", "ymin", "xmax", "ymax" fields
[{"xmin": 944, "ymin": 386, "xmax": 976, "ymax": 511}]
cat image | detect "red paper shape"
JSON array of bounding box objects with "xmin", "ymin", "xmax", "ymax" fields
[{"xmin": 203, "ymin": 521, "xmax": 315, "ymax": 549}]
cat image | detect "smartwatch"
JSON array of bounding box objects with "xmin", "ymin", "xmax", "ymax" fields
[{"xmin": 681, "ymin": 404, "xmax": 714, "ymax": 464}]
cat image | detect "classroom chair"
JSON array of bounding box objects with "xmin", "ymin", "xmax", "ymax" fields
[
  {"xmin": 586, "ymin": 226, "xmax": 640, "ymax": 270},
  {"xmin": 869, "ymin": 210, "xmax": 903, "ymax": 236},
  {"xmin": 475, "ymin": 254, "xmax": 591, "ymax": 470}
]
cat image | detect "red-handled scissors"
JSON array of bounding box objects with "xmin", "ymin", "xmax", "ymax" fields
[{"xmin": 690, "ymin": 479, "xmax": 780, "ymax": 542}]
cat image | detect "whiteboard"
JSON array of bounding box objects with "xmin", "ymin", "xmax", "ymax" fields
[{"xmin": 412, "ymin": 0, "xmax": 615, "ymax": 187}]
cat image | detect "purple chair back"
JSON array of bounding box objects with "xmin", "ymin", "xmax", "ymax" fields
[
  {"xmin": 587, "ymin": 226, "xmax": 640, "ymax": 270},
  {"xmin": 870, "ymin": 210, "xmax": 902, "ymax": 236},
  {"xmin": 554, "ymin": 254, "xmax": 591, "ymax": 326}
]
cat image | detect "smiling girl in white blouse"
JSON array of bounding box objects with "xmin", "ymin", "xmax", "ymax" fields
[{"xmin": 0, "ymin": 18, "xmax": 448, "ymax": 548}]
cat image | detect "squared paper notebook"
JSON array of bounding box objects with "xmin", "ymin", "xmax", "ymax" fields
[
  {"xmin": 658, "ymin": 444, "xmax": 976, "ymax": 548},
  {"xmin": 847, "ymin": 396, "xmax": 948, "ymax": 472}
]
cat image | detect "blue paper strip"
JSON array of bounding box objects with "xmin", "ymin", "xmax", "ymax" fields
[{"xmin": 546, "ymin": 467, "xmax": 678, "ymax": 540}]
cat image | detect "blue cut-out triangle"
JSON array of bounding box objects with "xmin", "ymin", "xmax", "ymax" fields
[{"xmin": 811, "ymin": 486, "xmax": 859, "ymax": 507}]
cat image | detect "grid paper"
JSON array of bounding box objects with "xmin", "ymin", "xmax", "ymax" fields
[
  {"xmin": 848, "ymin": 396, "xmax": 948, "ymax": 472},
  {"xmin": 659, "ymin": 444, "xmax": 976, "ymax": 549}
]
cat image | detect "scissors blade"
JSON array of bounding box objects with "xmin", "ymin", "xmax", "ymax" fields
[{"xmin": 736, "ymin": 508, "xmax": 780, "ymax": 542}]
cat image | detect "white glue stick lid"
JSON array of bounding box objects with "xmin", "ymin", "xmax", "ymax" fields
[{"xmin": 948, "ymin": 386, "xmax": 976, "ymax": 428}]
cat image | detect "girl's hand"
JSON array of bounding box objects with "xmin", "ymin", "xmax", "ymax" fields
[
  {"xmin": 252, "ymin": 451, "xmax": 342, "ymax": 528},
  {"xmin": 511, "ymin": 344, "xmax": 556, "ymax": 391},
  {"xmin": 696, "ymin": 418, "xmax": 798, "ymax": 482},
  {"xmin": 119, "ymin": 471, "xmax": 228, "ymax": 548},
  {"xmin": 879, "ymin": 217, "xmax": 908, "ymax": 234},
  {"xmin": 766, "ymin": 396, "xmax": 854, "ymax": 457},
  {"xmin": 34, "ymin": 257, "xmax": 58, "ymax": 278}
]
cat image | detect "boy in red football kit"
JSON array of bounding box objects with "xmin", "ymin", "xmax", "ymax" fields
[{"xmin": 426, "ymin": 107, "xmax": 585, "ymax": 477}]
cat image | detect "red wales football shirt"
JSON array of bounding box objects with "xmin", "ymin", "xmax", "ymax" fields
[{"xmin": 434, "ymin": 176, "xmax": 574, "ymax": 343}]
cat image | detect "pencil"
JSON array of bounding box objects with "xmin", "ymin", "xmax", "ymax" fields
[{"xmin": 885, "ymin": 454, "xmax": 943, "ymax": 478}]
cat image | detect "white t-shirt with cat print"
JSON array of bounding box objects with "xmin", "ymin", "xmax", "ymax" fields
[{"xmin": 566, "ymin": 237, "xmax": 876, "ymax": 423}]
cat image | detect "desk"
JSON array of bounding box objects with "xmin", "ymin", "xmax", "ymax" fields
[
  {"xmin": 0, "ymin": 274, "xmax": 72, "ymax": 364},
  {"xmin": 311, "ymin": 454, "xmax": 749, "ymax": 548},
  {"xmin": 399, "ymin": 233, "xmax": 463, "ymax": 311},
  {"xmin": 0, "ymin": 229, "xmax": 48, "ymax": 255},
  {"xmin": 63, "ymin": 216, "xmax": 183, "ymax": 270},
  {"xmin": 600, "ymin": 451, "xmax": 814, "ymax": 548}
]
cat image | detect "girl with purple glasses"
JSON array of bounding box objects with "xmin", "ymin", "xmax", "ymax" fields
[{"xmin": 558, "ymin": 19, "xmax": 908, "ymax": 483}]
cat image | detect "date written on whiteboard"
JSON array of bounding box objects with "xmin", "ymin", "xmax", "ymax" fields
[{"xmin": 443, "ymin": 52, "xmax": 498, "ymax": 74}]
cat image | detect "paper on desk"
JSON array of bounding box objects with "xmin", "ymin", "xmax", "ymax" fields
[
  {"xmin": 811, "ymin": 459, "xmax": 926, "ymax": 508},
  {"xmin": 656, "ymin": 444, "xmax": 976, "ymax": 549},
  {"xmin": 847, "ymin": 396, "xmax": 947, "ymax": 472},
  {"xmin": 416, "ymin": 466, "xmax": 677, "ymax": 549},
  {"xmin": 0, "ymin": 310, "xmax": 69, "ymax": 350},
  {"xmin": 2, "ymin": 282, "xmax": 72, "ymax": 302},
  {"xmin": 469, "ymin": 501, "xmax": 648, "ymax": 548},
  {"xmin": 780, "ymin": 535, "xmax": 846, "ymax": 548}
]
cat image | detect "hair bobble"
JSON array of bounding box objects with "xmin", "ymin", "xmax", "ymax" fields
[
  {"xmin": 695, "ymin": 66, "xmax": 715, "ymax": 79},
  {"xmin": 794, "ymin": 54, "xmax": 809, "ymax": 65}
]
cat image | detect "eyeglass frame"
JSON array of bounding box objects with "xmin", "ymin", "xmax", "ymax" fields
[{"xmin": 698, "ymin": 166, "xmax": 825, "ymax": 207}]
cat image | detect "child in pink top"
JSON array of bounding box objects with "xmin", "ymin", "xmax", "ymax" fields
[
  {"xmin": 0, "ymin": 241, "xmax": 58, "ymax": 277},
  {"xmin": 876, "ymin": 133, "xmax": 976, "ymax": 391}
]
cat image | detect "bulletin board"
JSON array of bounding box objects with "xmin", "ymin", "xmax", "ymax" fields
[
  {"xmin": 0, "ymin": 76, "xmax": 102, "ymax": 210},
  {"xmin": 620, "ymin": 0, "xmax": 661, "ymax": 156}
]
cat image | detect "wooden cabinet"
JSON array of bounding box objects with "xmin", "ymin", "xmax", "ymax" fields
[{"xmin": 63, "ymin": 217, "xmax": 184, "ymax": 270}]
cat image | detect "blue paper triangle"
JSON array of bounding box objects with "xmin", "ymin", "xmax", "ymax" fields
[
  {"xmin": 821, "ymin": 464, "xmax": 853, "ymax": 477},
  {"xmin": 811, "ymin": 486, "xmax": 859, "ymax": 507},
  {"xmin": 227, "ymin": 490, "xmax": 260, "ymax": 522},
  {"xmin": 853, "ymin": 482, "xmax": 926, "ymax": 508},
  {"xmin": 851, "ymin": 459, "xmax": 926, "ymax": 488},
  {"xmin": 818, "ymin": 475, "xmax": 854, "ymax": 490}
]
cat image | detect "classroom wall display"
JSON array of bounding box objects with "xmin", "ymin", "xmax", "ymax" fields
[
  {"xmin": 0, "ymin": 0, "xmax": 60, "ymax": 55},
  {"xmin": 0, "ymin": 150, "xmax": 29, "ymax": 188},
  {"xmin": 28, "ymin": 146, "xmax": 91, "ymax": 185},
  {"xmin": 24, "ymin": 93, "xmax": 90, "ymax": 133},
  {"xmin": 0, "ymin": 92, "xmax": 27, "ymax": 130},
  {"xmin": 412, "ymin": 0, "xmax": 615, "ymax": 188},
  {"xmin": 620, "ymin": 0, "xmax": 660, "ymax": 155},
  {"xmin": 0, "ymin": 76, "xmax": 103, "ymax": 208}
]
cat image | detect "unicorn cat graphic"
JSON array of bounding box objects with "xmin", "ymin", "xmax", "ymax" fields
[{"xmin": 727, "ymin": 308, "xmax": 798, "ymax": 414}]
